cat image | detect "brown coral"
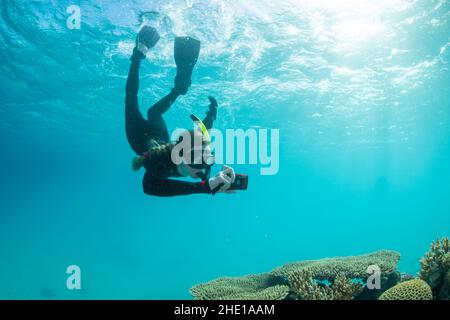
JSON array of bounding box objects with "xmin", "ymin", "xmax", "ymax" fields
[
  {"xmin": 288, "ymin": 269, "xmax": 329, "ymax": 300},
  {"xmin": 419, "ymin": 237, "xmax": 450, "ymax": 300},
  {"xmin": 331, "ymin": 274, "xmax": 365, "ymax": 300},
  {"xmin": 288, "ymin": 270, "xmax": 364, "ymax": 300},
  {"xmin": 379, "ymin": 279, "xmax": 433, "ymax": 300}
]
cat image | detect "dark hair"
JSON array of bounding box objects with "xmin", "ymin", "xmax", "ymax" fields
[
  {"xmin": 131, "ymin": 130, "xmax": 209, "ymax": 171},
  {"xmin": 132, "ymin": 142, "xmax": 175, "ymax": 171}
]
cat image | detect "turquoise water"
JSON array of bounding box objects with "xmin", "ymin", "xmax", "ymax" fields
[{"xmin": 0, "ymin": 0, "xmax": 449, "ymax": 299}]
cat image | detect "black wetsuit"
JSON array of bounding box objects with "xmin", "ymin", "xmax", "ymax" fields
[{"xmin": 125, "ymin": 51, "xmax": 215, "ymax": 197}]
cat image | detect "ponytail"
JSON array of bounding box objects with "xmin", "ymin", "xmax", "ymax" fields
[
  {"xmin": 132, "ymin": 154, "xmax": 147, "ymax": 171},
  {"xmin": 131, "ymin": 142, "xmax": 176, "ymax": 171}
]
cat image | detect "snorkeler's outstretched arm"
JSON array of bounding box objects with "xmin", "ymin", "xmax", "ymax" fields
[{"xmin": 143, "ymin": 172, "xmax": 210, "ymax": 197}]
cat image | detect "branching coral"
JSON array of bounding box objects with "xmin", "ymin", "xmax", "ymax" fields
[
  {"xmin": 379, "ymin": 279, "xmax": 433, "ymax": 300},
  {"xmin": 288, "ymin": 270, "xmax": 364, "ymax": 300},
  {"xmin": 419, "ymin": 237, "xmax": 450, "ymax": 300},
  {"xmin": 288, "ymin": 269, "xmax": 328, "ymax": 300},
  {"xmin": 190, "ymin": 273, "xmax": 289, "ymax": 300},
  {"xmin": 331, "ymin": 274, "xmax": 366, "ymax": 300}
]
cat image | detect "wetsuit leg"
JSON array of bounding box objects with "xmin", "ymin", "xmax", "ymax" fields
[
  {"xmin": 146, "ymin": 89, "xmax": 180, "ymax": 143},
  {"xmin": 125, "ymin": 56, "xmax": 149, "ymax": 155}
]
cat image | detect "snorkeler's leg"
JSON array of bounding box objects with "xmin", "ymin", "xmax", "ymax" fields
[
  {"xmin": 124, "ymin": 26, "xmax": 162, "ymax": 154},
  {"xmin": 202, "ymin": 96, "xmax": 218, "ymax": 130},
  {"xmin": 126, "ymin": 49, "xmax": 143, "ymax": 103},
  {"xmin": 126, "ymin": 25, "xmax": 160, "ymax": 101},
  {"xmin": 145, "ymin": 89, "xmax": 181, "ymax": 143},
  {"xmin": 147, "ymin": 89, "xmax": 180, "ymax": 118},
  {"xmin": 124, "ymin": 50, "xmax": 149, "ymax": 154}
]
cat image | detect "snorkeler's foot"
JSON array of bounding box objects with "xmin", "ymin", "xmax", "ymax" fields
[
  {"xmin": 173, "ymin": 37, "xmax": 201, "ymax": 95},
  {"xmin": 134, "ymin": 25, "xmax": 160, "ymax": 58}
]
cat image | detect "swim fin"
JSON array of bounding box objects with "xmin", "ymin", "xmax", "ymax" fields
[
  {"xmin": 174, "ymin": 36, "xmax": 201, "ymax": 95},
  {"xmin": 135, "ymin": 25, "xmax": 160, "ymax": 58}
]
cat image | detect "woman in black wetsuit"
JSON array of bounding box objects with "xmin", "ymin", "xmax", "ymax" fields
[{"xmin": 125, "ymin": 26, "xmax": 235, "ymax": 197}]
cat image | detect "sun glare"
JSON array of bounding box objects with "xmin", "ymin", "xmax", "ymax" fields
[
  {"xmin": 333, "ymin": 20, "xmax": 385, "ymax": 49},
  {"xmin": 288, "ymin": 0, "xmax": 402, "ymax": 52}
]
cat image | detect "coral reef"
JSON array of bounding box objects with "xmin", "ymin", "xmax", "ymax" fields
[
  {"xmin": 271, "ymin": 250, "xmax": 400, "ymax": 280},
  {"xmin": 190, "ymin": 273, "xmax": 289, "ymax": 300},
  {"xmin": 400, "ymin": 273, "xmax": 415, "ymax": 282},
  {"xmin": 444, "ymin": 271, "xmax": 450, "ymax": 299},
  {"xmin": 271, "ymin": 250, "xmax": 400, "ymax": 281},
  {"xmin": 190, "ymin": 238, "xmax": 450, "ymax": 300},
  {"xmin": 190, "ymin": 250, "xmax": 400, "ymax": 300},
  {"xmin": 288, "ymin": 270, "xmax": 364, "ymax": 300},
  {"xmin": 378, "ymin": 279, "xmax": 432, "ymax": 300},
  {"xmin": 273, "ymin": 250, "xmax": 400, "ymax": 300},
  {"xmin": 419, "ymin": 237, "xmax": 450, "ymax": 300}
]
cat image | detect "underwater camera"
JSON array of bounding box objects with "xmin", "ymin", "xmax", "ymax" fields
[
  {"xmin": 211, "ymin": 174, "xmax": 249, "ymax": 195},
  {"xmin": 229, "ymin": 174, "xmax": 249, "ymax": 191}
]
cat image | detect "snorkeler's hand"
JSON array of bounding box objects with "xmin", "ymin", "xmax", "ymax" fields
[
  {"xmin": 208, "ymin": 96, "xmax": 218, "ymax": 110},
  {"xmin": 221, "ymin": 165, "xmax": 236, "ymax": 183},
  {"xmin": 207, "ymin": 96, "xmax": 218, "ymax": 120},
  {"xmin": 208, "ymin": 166, "xmax": 236, "ymax": 195}
]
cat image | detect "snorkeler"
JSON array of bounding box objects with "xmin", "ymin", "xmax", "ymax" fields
[{"xmin": 125, "ymin": 26, "xmax": 236, "ymax": 197}]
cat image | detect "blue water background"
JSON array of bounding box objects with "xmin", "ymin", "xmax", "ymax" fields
[{"xmin": 0, "ymin": 0, "xmax": 449, "ymax": 299}]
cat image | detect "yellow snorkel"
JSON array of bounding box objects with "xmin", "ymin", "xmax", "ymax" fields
[
  {"xmin": 190, "ymin": 114, "xmax": 210, "ymax": 143},
  {"xmin": 190, "ymin": 114, "xmax": 213, "ymax": 180}
]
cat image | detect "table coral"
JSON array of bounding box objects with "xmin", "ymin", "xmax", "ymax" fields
[
  {"xmin": 190, "ymin": 273, "xmax": 289, "ymax": 300},
  {"xmin": 190, "ymin": 250, "xmax": 400, "ymax": 300}
]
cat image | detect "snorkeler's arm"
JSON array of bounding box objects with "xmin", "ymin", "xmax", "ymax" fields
[
  {"xmin": 202, "ymin": 96, "xmax": 218, "ymax": 130},
  {"xmin": 143, "ymin": 172, "xmax": 210, "ymax": 197}
]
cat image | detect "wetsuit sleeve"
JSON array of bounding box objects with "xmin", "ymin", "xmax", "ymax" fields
[
  {"xmin": 202, "ymin": 112, "xmax": 215, "ymax": 130},
  {"xmin": 202, "ymin": 97, "xmax": 218, "ymax": 130},
  {"xmin": 143, "ymin": 172, "xmax": 210, "ymax": 197}
]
